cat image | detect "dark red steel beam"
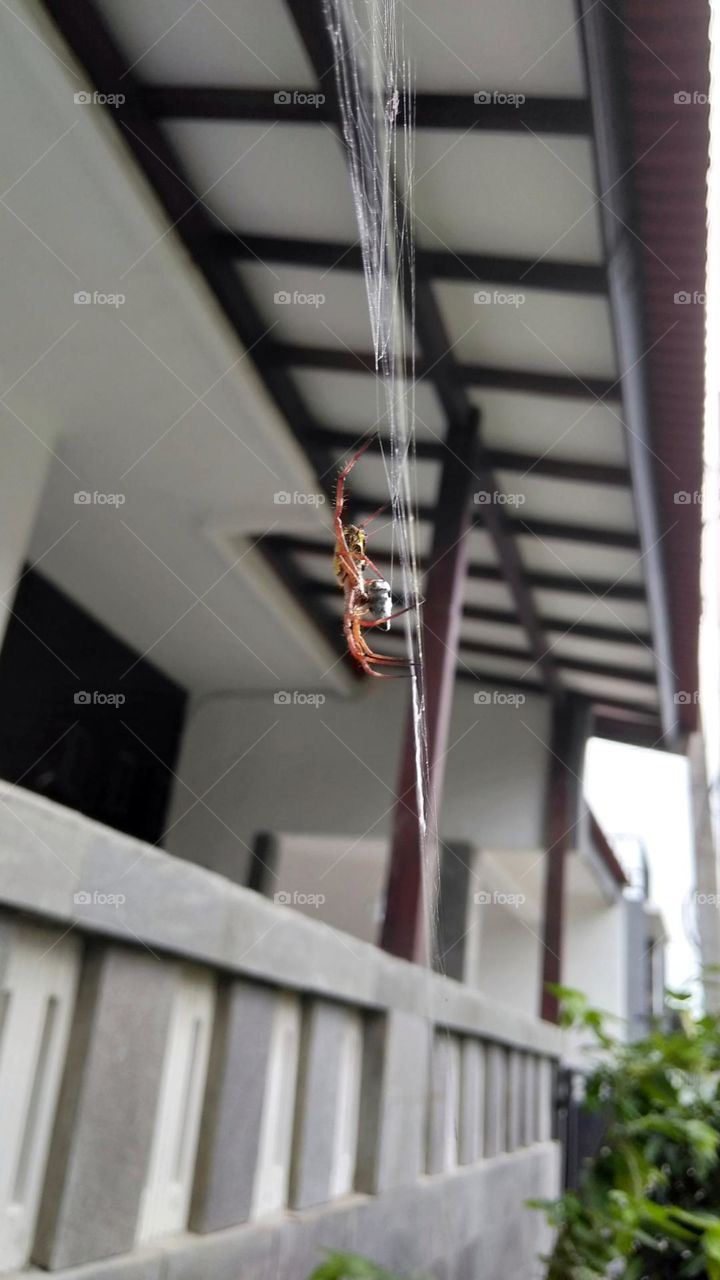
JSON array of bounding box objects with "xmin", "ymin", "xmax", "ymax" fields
[
  {"xmin": 489, "ymin": 451, "xmax": 628, "ymax": 487},
  {"xmin": 578, "ymin": 0, "xmax": 682, "ymax": 743},
  {"xmin": 540, "ymin": 696, "xmax": 591, "ymax": 1022},
  {"xmin": 215, "ymin": 231, "xmax": 608, "ymax": 295},
  {"xmin": 350, "ymin": 493, "xmax": 640, "ymax": 548},
  {"xmin": 457, "ymin": 638, "xmax": 655, "ymax": 686},
  {"xmin": 381, "ymin": 416, "xmax": 480, "ymax": 962},
  {"xmin": 308, "ymin": 426, "xmax": 630, "ymax": 486},
  {"xmin": 308, "ymin": 581, "xmax": 652, "ymax": 646},
  {"xmin": 456, "ymin": 674, "xmax": 659, "ymax": 723},
  {"xmin": 143, "ymin": 85, "xmax": 592, "ymax": 135},
  {"xmin": 264, "ymin": 533, "xmax": 647, "ymax": 600},
  {"xmin": 269, "ymin": 341, "xmax": 618, "ymax": 400},
  {"xmin": 589, "ymin": 811, "xmax": 630, "ymax": 889},
  {"xmin": 592, "ymin": 709, "xmax": 664, "ymax": 749}
]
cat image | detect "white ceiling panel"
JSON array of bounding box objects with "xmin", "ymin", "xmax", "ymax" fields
[
  {"xmin": 165, "ymin": 121, "xmax": 359, "ymax": 240},
  {"xmin": 461, "ymin": 618, "xmax": 529, "ymax": 651},
  {"xmin": 434, "ymin": 281, "xmax": 615, "ymax": 379},
  {"xmin": 517, "ymin": 536, "xmax": 644, "ymax": 584},
  {"xmin": 397, "ymin": 0, "xmax": 585, "ymax": 96},
  {"xmin": 534, "ymin": 592, "xmax": 651, "ymax": 636},
  {"xmin": 562, "ymin": 672, "xmax": 660, "ymax": 709},
  {"xmin": 463, "ymin": 577, "xmax": 516, "ymax": 611},
  {"xmin": 468, "ymin": 390, "xmax": 627, "ymax": 466},
  {"xmin": 352, "ymin": 519, "xmax": 434, "ymax": 557},
  {"xmin": 495, "ymin": 474, "xmax": 636, "ymax": 530},
  {"xmin": 412, "ymin": 132, "xmax": 603, "ymax": 262},
  {"xmin": 238, "ymin": 262, "xmax": 414, "ymax": 352},
  {"xmin": 295, "ymin": 550, "xmax": 338, "ymax": 585},
  {"xmin": 96, "ymin": 0, "xmax": 317, "ymax": 88},
  {"xmin": 548, "ymin": 632, "xmax": 655, "ymax": 672},
  {"xmin": 291, "ymin": 369, "xmax": 446, "ymax": 436},
  {"xmin": 461, "ymin": 653, "xmax": 544, "ymax": 682},
  {"xmin": 347, "ymin": 452, "xmax": 441, "ymax": 505},
  {"xmin": 466, "ymin": 527, "xmax": 501, "ymax": 565}
]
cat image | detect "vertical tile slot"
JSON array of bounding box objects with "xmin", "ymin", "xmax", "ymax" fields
[
  {"xmin": 173, "ymin": 1017, "xmax": 202, "ymax": 1183},
  {"xmin": 12, "ymin": 995, "xmax": 58, "ymax": 1207}
]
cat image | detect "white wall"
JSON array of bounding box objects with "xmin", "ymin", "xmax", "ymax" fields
[
  {"xmin": 563, "ymin": 868, "xmax": 629, "ymax": 1060},
  {"xmin": 165, "ymin": 683, "xmax": 551, "ymax": 884},
  {"xmin": 467, "ymin": 900, "xmax": 543, "ymax": 1020}
]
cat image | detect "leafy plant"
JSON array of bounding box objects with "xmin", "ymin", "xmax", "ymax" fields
[
  {"xmin": 306, "ymin": 1254, "xmax": 406, "ymax": 1280},
  {"xmin": 533, "ymin": 986, "xmax": 720, "ymax": 1279}
]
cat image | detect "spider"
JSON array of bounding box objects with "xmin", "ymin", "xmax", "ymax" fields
[{"xmin": 333, "ymin": 437, "xmax": 410, "ymax": 678}]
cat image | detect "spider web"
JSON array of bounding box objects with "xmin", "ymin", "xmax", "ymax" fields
[{"xmin": 323, "ymin": 0, "xmax": 441, "ymax": 971}]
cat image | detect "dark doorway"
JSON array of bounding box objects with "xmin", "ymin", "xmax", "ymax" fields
[{"xmin": 0, "ymin": 569, "xmax": 187, "ymax": 845}]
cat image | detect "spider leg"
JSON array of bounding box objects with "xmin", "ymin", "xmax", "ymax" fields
[
  {"xmin": 363, "ymin": 554, "xmax": 388, "ymax": 579},
  {"xmin": 359, "ymin": 501, "xmax": 390, "ymax": 530},
  {"xmin": 354, "ymin": 623, "xmax": 407, "ymax": 665},
  {"xmin": 360, "ymin": 601, "xmax": 418, "ymax": 629},
  {"xmin": 335, "ymin": 434, "xmax": 377, "ymax": 523},
  {"xmin": 345, "ymin": 608, "xmax": 409, "ymax": 677}
]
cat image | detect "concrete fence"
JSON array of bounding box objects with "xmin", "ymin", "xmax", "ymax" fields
[{"xmin": 0, "ymin": 782, "xmax": 560, "ymax": 1280}]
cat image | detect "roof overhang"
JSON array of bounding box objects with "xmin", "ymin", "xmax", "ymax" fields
[{"xmin": 40, "ymin": 0, "xmax": 709, "ymax": 747}]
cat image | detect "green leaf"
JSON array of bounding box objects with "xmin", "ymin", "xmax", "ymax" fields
[{"xmin": 306, "ymin": 1254, "xmax": 406, "ymax": 1280}]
